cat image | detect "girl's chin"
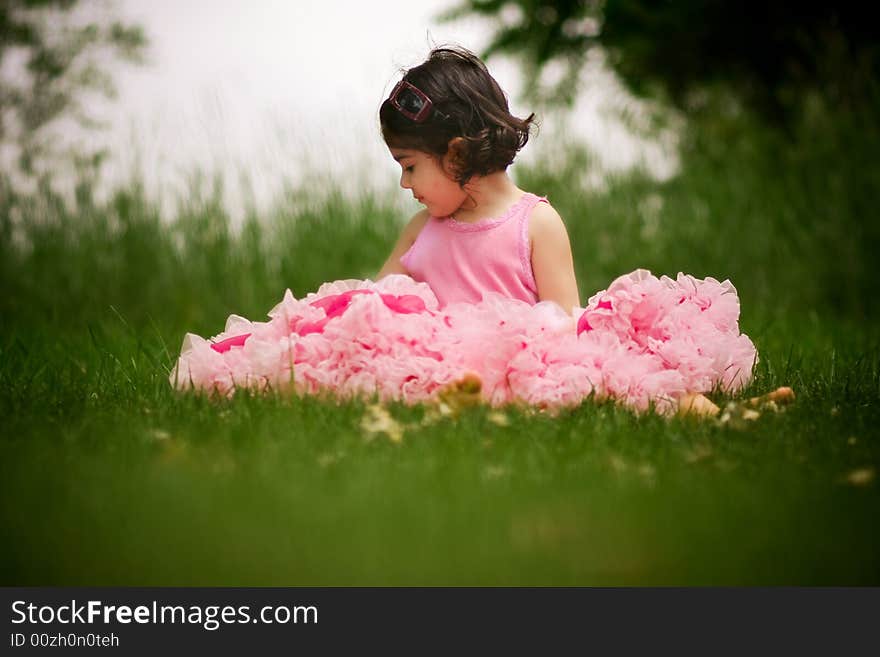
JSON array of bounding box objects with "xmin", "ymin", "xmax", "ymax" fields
[
  {"xmin": 417, "ymin": 197, "xmax": 460, "ymax": 217},
  {"xmin": 424, "ymin": 203, "xmax": 456, "ymax": 217}
]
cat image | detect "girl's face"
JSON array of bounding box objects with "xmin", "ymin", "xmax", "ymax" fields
[{"xmin": 390, "ymin": 147, "xmax": 468, "ymax": 217}]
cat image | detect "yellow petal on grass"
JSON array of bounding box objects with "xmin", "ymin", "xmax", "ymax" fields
[
  {"xmin": 844, "ymin": 467, "xmax": 876, "ymax": 487},
  {"xmin": 637, "ymin": 463, "xmax": 656, "ymax": 480},
  {"xmin": 317, "ymin": 452, "xmax": 342, "ymax": 468},
  {"xmin": 419, "ymin": 402, "xmax": 451, "ymax": 427},
  {"xmin": 360, "ymin": 404, "xmax": 404, "ymax": 443},
  {"xmin": 684, "ymin": 443, "xmax": 713, "ymax": 464},
  {"xmin": 717, "ymin": 402, "xmax": 761, "ymax": 428},
  {"xmin": 483, "ymin": 464, "xmax": 509, "ymax": 480},
  {"xmin": 487, "ymin": 411, "xmax": 510, "ymax": 427},
  {"xmin": 150, "ymin": 429, "xmax": 171, "ymax": 441},
  {"xmin": 607, "ymin": 453, "xmax": 628, "ymax": 473}
]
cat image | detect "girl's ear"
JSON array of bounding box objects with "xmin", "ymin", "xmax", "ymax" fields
[{"xmin": 443, "ymin": 137, "xmax": 467, "ymax": 178}]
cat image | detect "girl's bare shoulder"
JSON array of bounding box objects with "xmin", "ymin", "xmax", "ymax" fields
[{"xmin": 527, "ymin": 199, "xmax": 568, "ymax": 240}]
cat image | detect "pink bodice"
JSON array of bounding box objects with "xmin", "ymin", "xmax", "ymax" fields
[{"xmin": 400, "ymin": 192, "xmax": 548, "ymax": 307}]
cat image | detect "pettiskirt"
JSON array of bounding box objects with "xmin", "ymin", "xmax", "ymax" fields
[{"xmin": 169, "ymin": 270, "xmax": 758, "ymax": 415}]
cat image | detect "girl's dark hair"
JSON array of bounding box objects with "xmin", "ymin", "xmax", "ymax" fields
[{"xmin": 380, "ymin": 46, "xmax": 535, "ymax": 185}]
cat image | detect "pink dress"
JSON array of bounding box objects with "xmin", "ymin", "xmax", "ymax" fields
[
  {"xmin": 401, "ymin": 192, "xmax": 543, "ymax": 307},
  {"xmin": 170, "ymin": 194, "xmax": 758, "ymax": 414}
]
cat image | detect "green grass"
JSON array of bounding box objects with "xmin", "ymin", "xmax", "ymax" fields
[{"xmin": 1, "ymin": 104, "xmax": 878, "ymax": 585}]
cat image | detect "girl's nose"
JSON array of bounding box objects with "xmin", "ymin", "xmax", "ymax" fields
[{"xmin": 400, "ymin": 172, "xmax": 411, "ymax": 190}]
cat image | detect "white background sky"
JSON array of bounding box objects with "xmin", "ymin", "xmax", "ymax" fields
[{"xmin": 83, "ymin": 0, "xmax": 678, "ymax": 219}]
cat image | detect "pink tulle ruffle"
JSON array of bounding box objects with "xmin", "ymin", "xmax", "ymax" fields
[{"xmin": 169, "ymin": 270, "xmax": 758, "ymax": 414}]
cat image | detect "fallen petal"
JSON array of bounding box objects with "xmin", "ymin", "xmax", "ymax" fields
[{"xmin": 845, "ymin": 467, "xmax": 876, "ymax": 487}]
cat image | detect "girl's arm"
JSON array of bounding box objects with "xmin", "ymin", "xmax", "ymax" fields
[
  {"xmin": 376, "ymin": 209, "xmax": 430, "ymax": 279},
  {"xmin": 529, "ymin": 203, "xmax": 580, "ymax": 313}
]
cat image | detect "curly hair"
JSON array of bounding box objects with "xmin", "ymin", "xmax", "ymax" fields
[{"xmin": 379, "ymin": 46, "xmax": 535, "ymax": 185}]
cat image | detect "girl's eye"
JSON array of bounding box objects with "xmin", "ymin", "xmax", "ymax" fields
[{"xmin": 404, "ymin": 165, "xmax": 414, "ymax": 173}]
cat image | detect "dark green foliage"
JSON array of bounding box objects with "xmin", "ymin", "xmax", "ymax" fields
[
  {"xmin": 601, "ymin": 1, "xmax": 878, "ymax": 123},
  {"xmin": 441, "ymin": 0, "xmax": 600, "ymax": 104},
  {"xmin": 443, "ymin": 0, "xmax": 879, "ymax": 123}
]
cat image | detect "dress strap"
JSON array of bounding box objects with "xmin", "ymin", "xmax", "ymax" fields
[{"xmin": 517, "ymin": 193, "xmax": 548, "ymax": 295}]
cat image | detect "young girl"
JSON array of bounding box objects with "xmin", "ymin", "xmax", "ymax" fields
[
  {"xmin": 170, "ymin": 46, "xmax": 790, "ymax": 416},
  {"xmin": 376, "ymin": 47, "xmax": 579, "ymax": 314}
]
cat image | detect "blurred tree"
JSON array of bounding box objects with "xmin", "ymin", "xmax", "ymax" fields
[
  {"xmin": 0, "ymin": 0, "xmax": 146, "ymax": 188},
  {"xmin": 441, "ymin": 0, "xmax": 599, "ymax": 105},
  {"xmin": 441, "ymin": 0, "xmax": 879, "ymax": 122}
]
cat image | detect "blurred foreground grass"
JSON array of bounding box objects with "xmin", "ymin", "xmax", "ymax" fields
[{"xmin": 1, "ymin": 104, "xmax": 878, "ymax": 584}]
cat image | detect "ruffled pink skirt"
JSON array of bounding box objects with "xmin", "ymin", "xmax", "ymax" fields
[{"xmin": 169, "ymin": 270, "xmax": 758, "ymax": 414}]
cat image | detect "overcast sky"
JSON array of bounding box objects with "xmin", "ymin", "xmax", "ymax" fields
[{"xmin": 89, "ymin": 0, "xmax": 678, "ymax": 219}]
